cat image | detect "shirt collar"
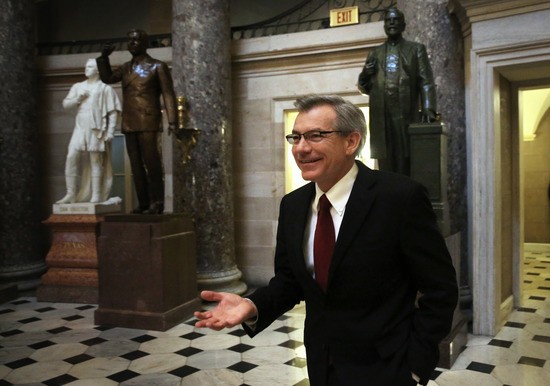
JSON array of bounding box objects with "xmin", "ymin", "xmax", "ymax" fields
[{"xmin": 313, "ymin": 163, "xmax": 358, "ymax": 217}]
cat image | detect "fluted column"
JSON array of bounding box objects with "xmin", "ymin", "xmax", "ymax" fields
[
  {"xmin": 0, "ymin": 0, "xmax": 46, "ymax": 290},
  {"xmin": 172, "ymin": 0, "xmax": 247, "ymax": 294}
]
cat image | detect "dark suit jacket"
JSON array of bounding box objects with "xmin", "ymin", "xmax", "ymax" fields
[
  {"xmin": 96, "ymin": 54, "xmax": 176, "ymax": 133},
  {"xmin": 357, "ymin": 39, "xmax": 437, "ymax": 159},
  {"xmin": 245, "ymin": 161, "xmax": 458, "ymax": 386}
]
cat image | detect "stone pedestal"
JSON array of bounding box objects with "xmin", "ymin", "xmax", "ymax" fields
[
  {"xmin": 409, "ymin": 122, "xmax": 450, "ymax": 236},
  {"xmin": 94, "ymin": 214, "xmax": 200, "ymax": 331},
  {"xmin": 438, "ymin": 232, "xmax": 468, "ymax": 369},
  {"xmin": 37, "ymin": 214, "xmax": 105, "ymax": 303}
]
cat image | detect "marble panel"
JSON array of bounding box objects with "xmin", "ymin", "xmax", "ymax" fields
[
  {"xmin": 233, "ymin": 146, "xmax": 278, "ymax": 174},
  {"xmin": 472, "ymin": 9, "xmax": 550, "ymax": 50},
  {"xmin": 68, "ymin": 357, "xmax": 130, "ymax": 379},
  {"xmin": 450, "ymin": 345, "xmax": 520, "ymax": 369},
  {"xmin": 164, "ymin": 323, "xmax": 196, "ymax": 337},
  {"xmin": 0, "ymin": 331, "xmax": 54, "ymax": 348},
  {"xmin": 236, "ymin": 220, "xmax": 276, "ymax": 247},
  {"xmin": 236, "ymin": 171, "xmax": 280, "ymax": 198},
  {"xmin": 119, "ymin": 373, "xmax": 181, "ymax": 386},
  {"xmin": 127, "ymin": 353, "xmax": 185, "ymax": 374},
  {"xmin": 0, "ymin": 346, "xmax": 34, "ymax": 365},
  {"xmin": 5, "ymin": 360, "xmax": 72, "ymax": 384},
  {"xmin": 98, "ymin": 327, "xmax": 148, "ymax": 341},
  {"xmin": 492, "ymin": 363, "xmax": 550, "ymax": 386},
  {"xmin": 191, "ymin": 334, "xmax": 240, "ymax": 351},
  {"xmin": 139, "ymin": 337, "xmax": 190, "ymax": 354},
  {"xmin": 50, "ymin": 328, "xmax": 102, "ymax": 344},
  {"xmin": 243, "ymin": 363, "xmax": 307, "ymax": 386},
  {"xmin": 509, "ymin": 338, "xmax": 550, "ymax": 359},
  {"xmin": 234, "ymin": 197, "xmax": 278, "ymax": 221},
  {"xmin": 85, "ymin": 340, "xmax": 139, "ymax": 358},
  {"xmin": 30, "ymin": 342, "xmax": 87, "ymax": 361},
  {"xmin": 239, "ymin": 330, "xmax": 289, "ymax": 347},
  {"xmin": 434, "ymin": 369, "xmax": 501, "ymax": 386},
  {"xmin": 185, "ymin": 350, "xmax": 241, "ymax": 370},
  {"xmin": 242, "ymin": 346, "xmax": 297, "ymax": 366},
  {"xmin": 67, "ymin": 379, "xmax": 118, "ymax": 386},
  {"xmin": 178, "ymin": 368, "xmax": 243, "ymax": 386},
  {"xmin": 0, "ymin": 366, "xmax": 10, "ymax": 380},
  {"xmin": 494, "ymin": 326, "xmax": 535, "ymax": 343},
  {"xmin": 17, "ymin": 318, "xmax": 67, "ymax": 333}
]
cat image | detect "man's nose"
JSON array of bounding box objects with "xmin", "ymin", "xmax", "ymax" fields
[{"xmin": 294, "ymin": 138, "xmax": 312, "ymax": 152}]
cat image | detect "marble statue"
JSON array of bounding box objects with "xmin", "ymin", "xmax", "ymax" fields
[
  {"xmin": 57, "ymin": 59, "xmax": 121, "ymax": 204},
  {"xmin": 96, "ymin": 29, "xmax": 177, "ymax": 215},
  {"xmin": 358, "ymin": 7, "xmax": 438, "ymax": 176}
]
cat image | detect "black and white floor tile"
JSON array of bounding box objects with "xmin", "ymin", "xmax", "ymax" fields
[{"xmin": 0, "ymin": 249, "xmax": 549, "ymax": 385}]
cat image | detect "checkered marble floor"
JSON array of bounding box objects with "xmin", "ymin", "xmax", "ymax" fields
[{"xmin": 0, "ymin": 249, "xmax": 549, "ymax": 385}]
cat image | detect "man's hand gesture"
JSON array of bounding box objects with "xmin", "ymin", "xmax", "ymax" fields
[{"xmin": 194, "ymin": 291, "xmax": 257, "ymax": 331}]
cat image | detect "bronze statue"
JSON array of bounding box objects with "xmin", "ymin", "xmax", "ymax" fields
[
  {"xmin": 96, "ymin": 29, "xmax": 177, "ymax": 214},
  {"xmin": 358, "ymin": 7, "xmax": 437, "ymax": 176}
]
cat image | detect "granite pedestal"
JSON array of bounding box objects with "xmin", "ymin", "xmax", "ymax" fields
[
  {"xmin": 438, "ymin": 232, "xmax": 468, "ymax": 369},
  {"xmin": 37, "ymin": 214, "xmax": 107, "ymax": 304},
  {"xmin": 94, "ymin": 214, "xmax": 200, "ymax": 331},
  {"xmin": 409, "ymin": 122, "xmax": 450, "ymax": 236}
]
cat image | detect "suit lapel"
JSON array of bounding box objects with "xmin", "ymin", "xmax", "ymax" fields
[
  {"xmin": 287, "ymin": 183, "xmax": 315, "ymax": 275},
  {"xmin": 123, "ymin": 55, "xmax": 154, "ymax": 88},
  {"xmin": 328, "ymin": 162, "xmax": 377, "ymax": 286}
]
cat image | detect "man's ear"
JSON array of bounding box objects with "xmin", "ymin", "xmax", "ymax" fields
[{"xmin": 345, "ymin": 132, "xmax": 362, "ymax": 156}]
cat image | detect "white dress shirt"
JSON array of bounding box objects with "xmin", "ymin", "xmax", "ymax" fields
[{"xmin": 304, "ymin": 163, "xmax": 358, "ymax": 276}]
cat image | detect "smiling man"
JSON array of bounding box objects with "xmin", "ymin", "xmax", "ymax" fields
[{"xmin": 194, "ymin": 95, "xmax": 457, "ymax": 386}]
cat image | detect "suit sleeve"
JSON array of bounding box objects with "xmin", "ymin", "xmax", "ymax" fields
[
  {"xmin": 400, "ymin": 184, "xmax": 458, "ymax": 383},
  {"xmin": 157, "ymin": 62, "xmax": 177, "ymax": 126},
  {"xmin": 243, "ymin": 195, "xmax": 304, "ymax": 337},
  {"xmin": 96, "ymin": 56, "xmax": 123, "ymax": 85},
  {"xmin": 416, "ymin": 44, "xmax": 437, "ymax": 115},
  {"xmin": 358, "ymin": 51, "xmax": 376, "ymax": 95}
]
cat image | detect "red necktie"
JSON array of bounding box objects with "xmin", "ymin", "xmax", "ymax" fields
[{"xmin": 314, "ymin": 194, "xmax": 335, "ymax": 291}]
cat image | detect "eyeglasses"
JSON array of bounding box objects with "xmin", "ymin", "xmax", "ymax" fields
[{"xmin": 285, "ymin": 130, "xmax": 342, "ymax": 145}]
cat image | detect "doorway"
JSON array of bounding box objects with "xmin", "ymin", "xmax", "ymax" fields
[{"xmin": 469, "ymin": 53, "xmax": 550, "ymax": 335}]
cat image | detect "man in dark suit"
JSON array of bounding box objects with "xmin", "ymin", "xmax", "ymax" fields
[
  {"xmin": 358, "ymin": 7, "xmax": 437, "ymax": 176},
  {"xmin": 96, "ymin": 29, "xmax": 177, "ymax": 214},
  {"xmin": 194, "ymin": 95, "xmax": 458, "ymax": 386}
]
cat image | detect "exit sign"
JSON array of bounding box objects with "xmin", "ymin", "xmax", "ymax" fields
[{"xmin": 330, "ymin": 6, "xmax": 359, "ymax": 27}]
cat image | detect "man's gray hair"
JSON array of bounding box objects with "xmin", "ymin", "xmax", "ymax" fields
[{"xmin": 294, "ymin": 94, "xmax": 366, "ymax": 156}]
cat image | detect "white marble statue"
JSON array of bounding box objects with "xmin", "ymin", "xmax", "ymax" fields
[{"xmin": 57, "ymin": 59, "xmax": 121, "ymax": 204}]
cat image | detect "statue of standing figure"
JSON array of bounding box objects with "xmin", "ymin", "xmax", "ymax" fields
[
  {"xmin": 358, "ymin": 7, "xmax": 438, "ymax": 176},
  {"xmin": 57, "ymin": 58, "xmax": 121, "ymax": 204},
  {"xmin": 96, "ymin": 29, "xmax": 177, "ymax": 215}
]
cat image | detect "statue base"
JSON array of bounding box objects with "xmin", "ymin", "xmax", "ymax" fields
[
  {"xmin": 37, "ymin": 213, "xmax": 114, "ymax": 304},
  {"xmin": 438, "ymin": 310, "xmax": 468, "ymax": 369},
  {"xmin": 94, "ymin": 214, "xmax": 200, "ymax": 331},
  {"xmin": 437, "ymin": 232, "xmax": 467, "ymax": 369},
  {"xmin": 53, "ymin": 198, "xmax": 122, "ymax": 215}
]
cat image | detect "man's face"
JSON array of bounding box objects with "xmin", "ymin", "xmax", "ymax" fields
[
  {"xmin": 384, "ymin": 10, "xmax": 405, "ymax": 38},
  {"xmin": 291, "ymin": 105, "xmax": 358, "ymax": 192},
  {"xmin": 128, "ymin": 32, "xmax": 147, "ymax": 56},
  {"xmin": 84, "ymin": 60, "xmax": 98, "ymax": 78}
]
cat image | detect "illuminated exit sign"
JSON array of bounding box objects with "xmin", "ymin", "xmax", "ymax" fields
[{"xmin": 330, "ymin": 6, "xmax": 359, "ymax": 27}]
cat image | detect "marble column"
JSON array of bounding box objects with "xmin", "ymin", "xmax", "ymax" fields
[
  {"xmin": 0, "ymin": 0, "xmax": 46, "ymax": 290},
  {"xmin": 171, "ymin": 0, "xmax": 247, "ymax": 294},
  {"xmin": 397, "ymin": 0, "xmax": 468, "ymax": 285}
]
